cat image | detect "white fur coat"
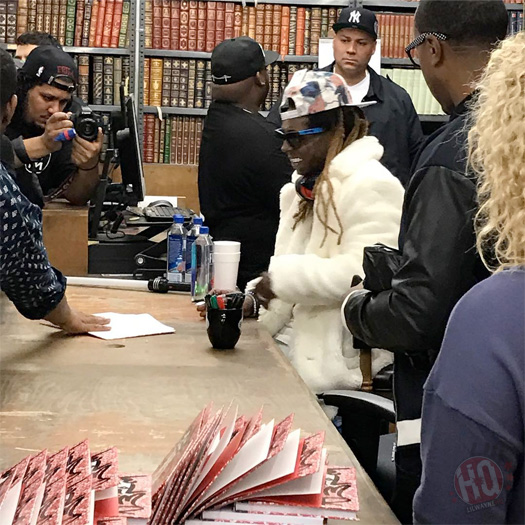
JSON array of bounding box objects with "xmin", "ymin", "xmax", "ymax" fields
[{"xmin": 259, "ymin": 135, "xmax": 404, "ymax": 393}]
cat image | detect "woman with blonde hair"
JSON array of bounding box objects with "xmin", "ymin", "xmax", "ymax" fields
[{"xmin": 414, "ymin": 31, "xmax": 525, "ymax": 524}]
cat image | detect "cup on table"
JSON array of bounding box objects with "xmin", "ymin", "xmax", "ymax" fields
[
  {"xmin": 213, "ymin": 241, "xmax": 241, "ymax": 290},
  {"xmin": 206, "ymin": 307, "xmax": 243, "ymax": 350}
]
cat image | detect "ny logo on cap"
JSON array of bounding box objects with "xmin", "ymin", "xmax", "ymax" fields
[{"xmin": 348, "ymin": 10, "xmax": 361, "ymax": 23}]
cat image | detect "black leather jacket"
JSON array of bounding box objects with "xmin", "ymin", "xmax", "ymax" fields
[{"xmin": 344, "ymin": 95, "xmax": 489, "ymax": 361}]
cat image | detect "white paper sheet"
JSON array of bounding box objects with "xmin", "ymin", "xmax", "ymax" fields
[{"xmin": 88, "ymin": 312, "xmax": 175, "ymax": 340}]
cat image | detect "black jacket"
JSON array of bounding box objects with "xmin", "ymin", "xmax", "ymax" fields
[
  {"xmin": 268, "ymin": 65, "xmax": 424, "ymax": 187},
  {"xmin": 198, "ymin": 101, "xmax": 292, "ymax": 290}
]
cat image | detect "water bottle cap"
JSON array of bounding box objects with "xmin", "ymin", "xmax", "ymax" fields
[
  {"xmin": 193, "ymin": 217, "xmax": 203, "ymax": 225},
  {"xmin": 173, "ymin": 214, "xmax": 185, "ymax": 223},
  {"xmin": 200, "ymin": 226, "xmax": 209, "ymax": 234}
]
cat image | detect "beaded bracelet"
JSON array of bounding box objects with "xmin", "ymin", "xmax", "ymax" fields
[{"xmin": 245, "ymin": 290, "xmax": 260, "ymax": 318}]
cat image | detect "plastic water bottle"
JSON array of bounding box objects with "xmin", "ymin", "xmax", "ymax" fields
[
  {"xmin": 167, "ymin": 214, "xmax": 186, "ymax": 283},
  {"xmin": 184, "ymin": 216, "xmax": 203, "ymax": 284},
  {"xmin": 191, "ymin": 226, "xmax": 212, "ymax": 301}
]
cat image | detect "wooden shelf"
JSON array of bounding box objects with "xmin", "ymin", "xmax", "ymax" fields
[
  {"xmin": 145, "ymin": 49, "xmax": 211, "ymax": 59},
  {"xmin": 91, "ymin": 105, "xmax": 121, "ymax": 112},
  {"xmin": 144, "ymin": 106, "xmax": 208, "ymax": 116}
]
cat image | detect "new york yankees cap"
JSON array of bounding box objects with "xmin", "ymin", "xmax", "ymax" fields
[
  {"xmin": 333, "ymin": 7, "xmax": 378, "ymax": 40},
  {"xmin": 20, "ymin": 46, "xmax": 77, "ymax": 92},
  {"xmin": 211, "ymin": 36, "xmax": 279, "ymax": 85}
]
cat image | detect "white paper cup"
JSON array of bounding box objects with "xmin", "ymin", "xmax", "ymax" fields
[
  {"xmin": 213, "ymin": 251, "xmax": 241, "ymax": 290},
  {"xmin": 213, "ymin": 241, "xmax": 241, "ymax": 254}
]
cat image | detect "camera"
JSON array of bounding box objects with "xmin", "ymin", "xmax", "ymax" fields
[{"xmin": 71, "ymin": 106, "xmax": 102, "ymax": 142}]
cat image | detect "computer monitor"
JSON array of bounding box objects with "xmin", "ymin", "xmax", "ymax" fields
[{"xmin": 117, "ymin": 95, "xmax": 146, "ymax": 205}]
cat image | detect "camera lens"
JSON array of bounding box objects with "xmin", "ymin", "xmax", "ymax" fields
[{"xmin": 77, "ymin": 118, "xmax": 98, "ymax": 141}]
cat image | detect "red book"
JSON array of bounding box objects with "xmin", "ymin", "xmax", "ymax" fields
[
  {"xmin": 295, "ymin": 8, "xmax": 305, "ymax": 56},
  {"xmin": 74, "ymin": 0, "xmax": 85, "ymax": 46},
  {"xmin": 161, "ymin": 0, "xmax": 171, "ymax": 49},
  {"xmin": 171, "ymin": 0, "xmax": 180, "ymax": 50},
  {"xmin": 179, "ymin": 0, "xmax": 189, "ymax": 51},
  {"xmin": 152, "ymin": 0, "xmax": 162, "ymax": 49},
  {"xmin": 233, "ymin": 4, "xmax": 242, "ymax": 38},
  {"xmin": 215, "ymin": 1, "xmax": 225, "ymax": 45},
  {"xmin": 224, "ymin": 2, "xmax": 235, "ymax": 40},
  {"xmin": 196, "ymin": 2, "xmax": 206, "ymax": 51},
  {"xmin": 188, "ymin": 0, "xmax": 198, "ymax": 51},
  {"xmin": 144, "ymin": 114, "xmax": 155, "ymax": 163},
  {"xmin": 110, "ymin": 0, "xmax": 123, "ymax": 47},
  {"xmin": 102, "ymin": 0, "xmax": 115, "ymax": 48},
  {"xmin": 95, "ymin": 0, "xmax": 107, "ymax": 47},
  {"xmin": 88, "ymin": 0, "xmax": 100, "ymax": 47},
  {"xmin": 205, "ymin": 1, "xmax": 216, "ymax": 52},
  {"xmin": 280, "ymin": 6, "xmax": 290, "ymax": 58}
]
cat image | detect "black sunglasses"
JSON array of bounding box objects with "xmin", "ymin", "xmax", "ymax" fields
[
  {"xmin": 275, "ymin": 127, "xmax": 326, "ymax": 149},
  {"xmin": 405, "ymin": 32, "xmax": 448, "ymax": 67}
]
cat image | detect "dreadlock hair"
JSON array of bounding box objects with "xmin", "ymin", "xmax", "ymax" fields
[{"xmin": 293, "ymin": 106, "xmax": 368, "ymax": 247}]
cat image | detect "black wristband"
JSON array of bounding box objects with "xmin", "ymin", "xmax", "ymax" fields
[
  {"xmin": 79, "ymin": 159, "xmax": 99, "ymax": 171},
  {"xmin": 12, "ymin": 136, "xmax": 31, "ymax": 164}
]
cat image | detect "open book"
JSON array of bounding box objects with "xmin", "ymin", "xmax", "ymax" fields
[{"xmin": 0, "ymin": 404, "xmax": 358, "ymax": 524}]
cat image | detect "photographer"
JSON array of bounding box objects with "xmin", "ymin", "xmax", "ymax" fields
[{"xmin": 6, "ymin": 46, "xmax": 102, "ymax": 207}]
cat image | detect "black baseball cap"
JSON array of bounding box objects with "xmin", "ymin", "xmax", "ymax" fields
[
  {"xmin": 333, "ymin": 7, "xmax": 378, "ymax": 40},
  {"xmin": 211, "ymin": 36, "xmax": 280, "ymax": 85},
  {"xmin": 20, "ymin": 46, "xmax": 77, "ymax": 92}
]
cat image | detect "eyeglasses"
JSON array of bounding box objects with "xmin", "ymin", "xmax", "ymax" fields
[
  {"xmin": 275, "ymin": 127, "xmax": 326, "ymax": 148},
  {"xmin": 405, "ymin": 32, "xmax": 448, "ymax": 67}
]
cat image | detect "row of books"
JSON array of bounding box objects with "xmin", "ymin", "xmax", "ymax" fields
[
  {"xmin": 383, "ymin": 67, "xmax": 444, "ymax": 116},
  {"xmin": 508, "ymin": 10, "xmax": 524, "ymax": 34},
  {"xmin": 0, "ymin": 0, "xmax": 130, "ymax": 47},
  {"xmin": 143, "ymin": 57, "xmax": 315, "ymax": 111},
  {"xmin": 376, "ymin": 13, "xmax": 414, "ymax": 59},
  {"xmin": 143, "ymin": 114, "xmax": 203, "ymax": 165},
  {"xmin": 145, "ymin": 1, "xmax": 343, "ymax": 56},
  {"xmin": 75, "ymin": 54, "xmax": 130, "ymax": 105}
]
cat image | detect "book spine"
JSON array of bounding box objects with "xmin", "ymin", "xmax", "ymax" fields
[
  {"xmin": 271, "ymin": 4, "xmax": 281, "ymax": 53},
  {"xmin": 143, "ymin": 57, "xmax": 150, "ymax": 105},
  {"xmin": 17, "ymin": 0, "xmax": 28, "ymax": 36},
  {"xmin": 88, "ymin": 0, "xmax": 99, "ymax": 47},
  {"xmin": 196, "ymin": 1, "xmax": 206, "ymax": 51},
  {"xmin": 181, "ymin": 117, "xmax": 189, "ymax": 165},
  {"xmin": 179, "ymin": 59, "xmax": 188, "ymax": 107},
  {"xmin": 205, "ymin": 1, "xmax": 215, "ymax": 52},
  {"xmin": 78, "ymin": 54, "xmax": 90, "ymax": 103},
  {"xmin": 109, "ymin": 0, "xmax": 122, "ymax": 47},
  {"xmin": 122, "ymin": 55, "xmax": 130, "ymax": 89},
  {"xmin": 204, "ymin": 59, "xmax": 212, "ymax": 108},
  {"xmin": 163, "ymin": 116, "xmax": 171, "ymax": 164},
  {"xmin": 101, "ymin": 0, "xmax": 114, "ymax": 47},
  {"xmin": 28, "ymin": 0, "xmax": 36, "ymax": 30},
  {"xmin": 5, "ymin": 0, "xmax": 16, "ymax": 44},
  {"xmin": 224, "ymin": 1, "xmax": 234, "ymax": 40},
  {"xmin": 144, "ymin": 114, "xmax": 155, "ymax": 163},
  {"xmin": 149, "ymin": 58, "xmax": 163, "ymax": 107},
  {"xmin": 328, "ymin": 8, "xmax": 337, "ymax": 33},
  {"xmin": 170, "ymin": 0, "xmax": 179, "ymax": 50},
  {"xmin": 194, "ymin": 58, "xmax": 205, "ymax": 109},
  {"xmin": 186, "ymin": 59, "xmax": 196, "ymax": 108},
  {"xmin": 295, "ymin": 7, "xmax": 305, "ymax": 56},
  {"xmin": 152, "ymin": 0, "xmax": 161, "ymax": 49},
  {"xmin": 57, "ymin": 0, "xmax": 67, "ymax": 45},
  {"xmin": 215, "ymin": 1, "xmax": 224, "ymax": 45},
  {"xmin": 103, "ymin": 56, "xmax": 114, "ymax": 104},
  {"xmin": 92, "ymin": 55, "xmax": 103, "ymax": 104},
  {"xmin": 320, "ymin": 7, "xmax": 329, "ymax": 38},
  {"xmin": 161, "ymin": 58, "xmax": 172, "ymax": 106},
  {"xmin": 187, "ymin": 0, "xmax": 197, "ymax": 51},
  {"xmin": 254, "ymin": 4, "xmax": 264, "ymax": 47},
  {"xmin": 179, "ymin": 0, "xmax": 189, "ymax": 51},
  {"xmin": 170, "ymin": 115, "xmax": 177, "ymax": 164},
  {"xmin": 241, "ymin": 4, "xmax": 248, "ymax": 37},
  {"xmin": 118, "ymin": 0, "xmax": 129, "ymax": 48},
  {"xmin": 153, "ymin": 116, "xmax": 160, "ymax": 163},
  {"xmin": 51, "ymin": 0, "xmax": 60, "ymax": 38},
  {"xmin": 161, "ymin": 0, "xmax": 170, "ymax": 49},
  {"xmin": 195, "ymin": 118, "xmax": 203, "ymax": 165},
  {"xmin": 94, "ymin": 0, "xmax": 105, "ymax": 47},
  {"xmin": 43, "ymin": 0, "xmax": 52, "ymax": 32},
  {"xmin": 144, "ymin": 0, "xmax": 152, "ymax": 48},
  {"xmin": 158, "ymin": 118, "xmax": 165, "ymax": 164},
  {"xmin": 263, "ymin": 3, "xmax": 272, "ymax": 49},
  {"xmin": 288, "ymin": 6, "xmax": 297, "ymax": 55},
  {"xmin": 176, "ymin": 116, "xmax": 183, "ymax": 165},
  {"xmin": 188, "ymin": 117, "xmax": 196, "ymax": 165},
  {"xmin": 279, "ymin": 6, "xmax": 290, "ymax": 57},
  {"xmin": 310, "ymin": 8, "xmax": 321, "ymax": 56},
  {"xmin": 113, "ymin": 55, "xmax": 122, "ymax": 104},
  {"xmin": 233, "ymin": 3, "xmax": 242, "ymax": 38},
  {"xmin": 304, "ymin": 7, "xmax": 312, "ymax": 55},
  {"xmin": 81, "ymin": 0, "xmax": 92, "ymax": 46},
  {"xmin": 73, "ymin": 0, "xmax": 84, "ymax": 45},
  {"xmin": 170, "ymin": 58, "xmax": 180, "ymax": 107},
  {"xmin": 247, "ymin": 6, "xmax": 255, "ymax": 40}
]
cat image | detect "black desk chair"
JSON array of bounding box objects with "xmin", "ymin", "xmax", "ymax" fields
[{"xmin": 320, "ymin": 385, "xmax": 397, "ymax": 503}]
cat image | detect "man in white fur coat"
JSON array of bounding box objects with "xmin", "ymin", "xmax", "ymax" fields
[{"xmin": 251, "ymin": 70, "xmax": 404, "ymax": 394}]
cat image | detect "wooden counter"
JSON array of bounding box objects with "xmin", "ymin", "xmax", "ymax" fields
[{"xmin": 0, "ymin": 288, "xmax": 398, "ymax": 524}]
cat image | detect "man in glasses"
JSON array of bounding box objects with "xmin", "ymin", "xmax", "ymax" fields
[
  {"xmin": 6, "ymin": 46, "xmax": 102, "ymax": 207},
  {"xmin": 342, "ymin": 0, "xmax": 508, "ymax": 522},
  {"xmin": 198, "ymin": 37, "xmax": 292, "ymax": 290}
]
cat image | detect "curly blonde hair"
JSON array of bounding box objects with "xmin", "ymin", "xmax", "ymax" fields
[{"xmin": 468, "ymin": 31, "xmax": 525, "ymax": 272}]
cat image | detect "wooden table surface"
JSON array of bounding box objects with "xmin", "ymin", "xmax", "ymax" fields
[{"xmin": 0, "ymin": 288, "xmax": 398, "ymax": 524}]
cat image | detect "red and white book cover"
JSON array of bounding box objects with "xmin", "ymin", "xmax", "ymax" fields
[
  {"xmin": 118, "ymin": 473, "xmax": 151, "ymax": 524},
  {"xmin": 66, "ymin": 440, "xmax": 91, "ymax": 488},
  {"xmin": 0, "ymin": 456, "xmax": 30, "ymax": 525},
  {"xmin": 91, "ymin": 447, "xmax": 120, "ymax": 521},
  {"xmin": 37, "ymin": 472, "xmax": 67, "ymax": 524},
  {"xmin": 62, "ymin": 474, "xmax": 93, "ymax": 525}
]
